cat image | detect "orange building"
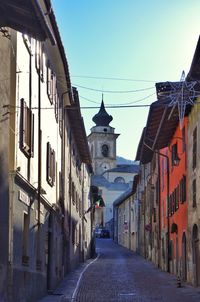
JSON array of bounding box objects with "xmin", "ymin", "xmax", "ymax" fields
[{"xmin": 160, "ymin": 117, "xmax": 188, "ymax": 279}]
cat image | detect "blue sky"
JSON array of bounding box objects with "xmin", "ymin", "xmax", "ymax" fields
[{"xmin": 51, "ymin": 0, "xmax": 200, "ymax": 160}]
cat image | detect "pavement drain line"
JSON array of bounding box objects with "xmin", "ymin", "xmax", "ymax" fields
[{"xmin": 70, "ymin": 253, "xmax": 100, "ymax": 301}]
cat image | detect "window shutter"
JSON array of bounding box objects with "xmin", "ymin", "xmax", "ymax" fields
[
  {"xmin": 52, "ymin": 149, "xmax": 56, "ymax": 185},
  {"xmin": 182, "ymin": 175, "xmax": 186, "ymax": 202},
  {"xmin": 40, "ymin": 45, "xmax": 44, "ymax": 81},
  {"xmin": 47, "ymin": 64, "xmax": 52, "ymax": 103},
  {"xmin": 59, "ymin": 106, "xmax": 63, "ymax": 137},
  {"xmin": 20, "ymin": 98, "xmax": 32, "ymax": 157},
  {"xmin": 193, "ymin": 128, "xmax": 197, "ymax": 170},
  {"xmin": 20, "ymin": 98, "xmax": 26, "ymax": 149},
  {"xmin": 54, "ymin": 88, "xmax": 59, "ymax": 122},
  {"xmin": 47, "ymin": 142, "xmax": 56, "ymax": 187},
  {"xmin": 47, "ymin": 142, "xmax": 51, "ymax": 185},
  {"xmin": 26, "ymin": 106, "xmax": 31, "ymax": 149},
  {"xmin": 35, "ymin": 40, "xmax": 40, "ymax": 72}
]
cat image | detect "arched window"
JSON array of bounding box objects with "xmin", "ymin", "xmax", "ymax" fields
[
  {"xmin": 101, "ymin": 144, "xmax": 109, "ymax": 157},
  {"xmin": 114, "ymin": 177, "xmax": 125, "ymax": 184}
]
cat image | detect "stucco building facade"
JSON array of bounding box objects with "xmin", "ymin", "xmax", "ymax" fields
[{"xmin": 0, "ymin": 1, "xmax": 93, "ymax": 301}]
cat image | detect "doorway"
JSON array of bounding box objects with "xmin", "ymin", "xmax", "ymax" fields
[
  {"xmin": 182, "ymin": 233, "xmax": 187, "ymax": 281},
  {"xmin": 192, "ymin": 224, "xmax": 200, "ymax": 286}
]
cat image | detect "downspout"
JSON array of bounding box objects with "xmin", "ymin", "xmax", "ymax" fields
[
  {"xmin": 157, "ymin": 153, "xmax": 161, "ymax": 268},
  {"xmin": 61, "ymin": 91, "xmax": 67, "ymax": 271},
  {"xmin": 81, "ymin": 165, "xmax": 85, "ymax": 261},
  {"xmin": 37, "ymin": 42, "xmax": 41, "ymax": 265},
  {"xmin": 129, "ymin": 199, "xmax": 131, "ymax": 250},
  {"xmin": 143, "ymin": 165, "xmax": 146, "ymax": 258}
]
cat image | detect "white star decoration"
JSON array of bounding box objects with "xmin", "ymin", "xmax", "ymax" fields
[{"xmin": 168, "ymin": 71, "xmax": 199, "ymax": 128}]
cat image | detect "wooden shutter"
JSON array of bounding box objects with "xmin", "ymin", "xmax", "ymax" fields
[
  {"xmin": 20, "ymin": 98, "xmax": 33, "ymax": 157},
  {"xmin": 47, "ymin": 142, "xmax": 56, "ymax": 187},
  {"xmin": 47, "ymin": 142, "xmax": 51, "ymax": 185},
  {"xmin": 35, "ymin": 40, "xmax": 40, "ymax": 72}
]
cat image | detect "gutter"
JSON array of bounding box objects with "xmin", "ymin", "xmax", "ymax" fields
[{"xmin": 31, "ymin": 0, "xmax": 56, "ymax": 45}]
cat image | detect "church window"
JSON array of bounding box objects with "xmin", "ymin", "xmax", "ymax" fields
[
  {"xmin": 114, "ymin": 177, "xmax": 125, "ymax": 184},
  {"xmin": 102, "ymin": 144, "xmax": 109, "ymax": 157}
]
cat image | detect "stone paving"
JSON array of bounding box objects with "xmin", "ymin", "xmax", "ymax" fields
[{"xmin": 38, "ymin": 239, "xmax": 200, "ymax": 302}]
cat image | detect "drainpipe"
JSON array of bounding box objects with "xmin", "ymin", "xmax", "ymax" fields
[
  {"xmin": 82, "ymin": 165, "xmax": 85, "ymax": 261},
  {"xmin": 157, "ymin": 154, "xmax": 161, "ymax": 268},
  {"xmin": 37, "ymin": 43, "xmax": 41, "ymax": 265},
  {"xmin": 129, "ymin": 199, "xmax": 131, "ymax": 250},
  {"xmin": 61, "ymin": 90, "xmax": 67, "ymax": 271},
  {"xmin": 143, "ymin": 165, "xmax": 146, "ymax": 258}
]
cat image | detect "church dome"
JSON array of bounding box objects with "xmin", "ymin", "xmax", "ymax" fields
[{"xmin": 92, "ymin": 100, "xmax": 113, "ymax": 126}]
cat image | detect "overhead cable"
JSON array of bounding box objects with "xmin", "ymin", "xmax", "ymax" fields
[
  {"xmin": 72, "ymin": 83, "xmax": 155, "ymax": 93},
  {"xmin": 71, "ymin": 75, "xmax": 156, "ymax": 83}
]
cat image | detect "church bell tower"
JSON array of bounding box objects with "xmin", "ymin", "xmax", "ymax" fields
[{"xmin": 88, "ymin": 98, "xmax": 119, "ymax": 175}]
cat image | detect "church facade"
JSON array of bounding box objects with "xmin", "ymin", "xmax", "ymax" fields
[{"xmin": 88, "ymin": 100, "xmax": 139, "ymax": 235}]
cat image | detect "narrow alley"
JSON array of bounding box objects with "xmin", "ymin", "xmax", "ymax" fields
[{"xmin": 40, "ymin": 239, "xmax": 200, "ymax": 302}]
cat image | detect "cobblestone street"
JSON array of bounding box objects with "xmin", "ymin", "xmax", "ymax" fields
[{"xmin": 39, "ymin": 239, "xmax": 200, "ymax": 302}]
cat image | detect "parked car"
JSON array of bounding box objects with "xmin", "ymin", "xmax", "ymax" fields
[
  {"xmin": 95, "ymin": 228, "xmax": 103, "ymax": 238},
  {"xmin": 100, "ymin": 229, "xmax": 110, "ymax": 238}
]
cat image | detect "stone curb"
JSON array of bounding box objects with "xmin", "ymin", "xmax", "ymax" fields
[{"xmin": 37, "ymin": 254, "xmax": 99, "ymax": 302}]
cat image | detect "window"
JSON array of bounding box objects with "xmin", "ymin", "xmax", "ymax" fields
[
  {"xmin": 20, "ymin": 98, "xmax": 34, "ymax": 158},
  {"xmin": 192, "ymin": 179, "xmax": 196, "ymax": 208},
  {"xmin": 35, "ymin": 40, "xmax": 40, "ymax": 71},
  {"xmin": 75, "ymin": 224, "xmax": 80, "ymax": 246},
  {"xmin": 72, "ymin": 182, "xmax": 75, "ymax": 204},
  {"xmin": 59, "ymin": 171, "xmax": 63, "ymax": 202},
  {"xmin": 169, "ymin": 194, "xmax": 172, "ymax": 216},
  {"xmin": 35, "ymin": 40, "xmax": 44, "ymax": 81},
  {"xmin": 72, "ymin": 222, "xmax": 79, "ymax": 246},
  {"xmin": 171, "ymin": 143, "xmax": 180, "ymax": 166},
  {"xmin": 54, "ymin": 87, "xmax": 59, "ymax": 123},
  {"xmin": 114, "ymin": 177, "xmax": 125, "ymax": 184},
  {"xmin": 193, "ymin": 127, "xmax": 197, "ymax": 170},
  {"xmin": 79, "ymin": 198, "xmax": 82, "ymax": 217},
  {"xmin": 76, "ymin": 191, "xmax": 79, "ymax": 212},
  {"xmin": 59, "ymin": 101, "xmax": 63, "ymax": 137},
  {"xmin": 46, "ymin": 142, "xmax": 55, "ymax": 187},
  {"xmin": 22, "ymin": 212, "xmax": 29, "ymax": 265},
  {"xmin": 101, "ymin": 144, "xmax": 109, "ymax": 157},
  {"xmin": 47, "ymin": 62, "xmax": 55, "ymax": 104},
  {"xmin": 180, "ymin": 175, "xmax": 186, "ymax": 203},
  {"xmin": 72, "ymin": 221, "xmax": 76, "ymax": 245},
  {"xmin": 23, "ymin": 34, "xmax": 32, "ymax": 55},
  {"xmin": 172, "ymin": 191, "xmax": 175, "ymax": 214},
  {"xmin": 175, "ymin": 185, "xmax": 179, "ymax": 210},
  {"xmin": 182, "ymin": 127, "xmax": 186, "ymax": 153},
  {"xmin": 68, "ymin": 174, "xmax": 71, "ymax": 197}
]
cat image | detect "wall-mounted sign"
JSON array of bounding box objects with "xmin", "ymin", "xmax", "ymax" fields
[{"xmin": 18, "ymin": 190, "xmax": 34, "ymax": 209}]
